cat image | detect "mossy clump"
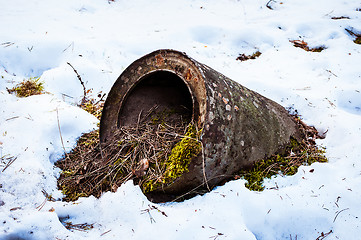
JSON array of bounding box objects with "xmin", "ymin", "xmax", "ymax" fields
[
  {"xmin": 60, "ymin": 185, "xmax": 88, "ymax": 202},
  {"xmin": 238, "ymin": 116, "xmax": 328, "ymax": 191},
  {"xmin": 77, "ymin": 129, "xmax": 100, "ymax": 147},
  {"xmin": 150, "ymin": 109, "xmax": 176, "ymax": 125},
  {"xmin": 147, "ymin": 106, "xmax": 192, "ymax": 128},
  {"xmin": 165, "ymin": 125, "xmax": 202, "ymax": 179},
  {"xmin": 239, "ymin": 138, "xmax": 327, "ymax": 191},
  {"xmin": 7, "ymin": 77, "xmax": 44, "ymax": 97},
  {"xmin": 141, "ymin": 124, "xmax": 202, "ymax": 192},
  {"xmin": 78, "ymin": 91, "xmax": 106, "ymax": 120},
  {"xmin": 80, "ymin": 100, "xmax": 104, "ymax": 120}
]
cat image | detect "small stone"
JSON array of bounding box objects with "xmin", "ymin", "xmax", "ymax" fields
[
  {"xmin": 222, "ymin": 97, "xmax": 229, "ymax": 104},
  {"xmin": 209, "ymin": 112, "xmax": 214, "ymax": 122}
]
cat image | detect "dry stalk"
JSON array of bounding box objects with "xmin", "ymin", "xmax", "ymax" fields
[{"xmin": 67, "ymin": 62, "xmax": 87, "ymax": 104}]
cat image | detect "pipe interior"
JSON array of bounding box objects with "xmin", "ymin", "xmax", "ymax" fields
[{"xmin": 118, "ymin": 71, "xmax": 193, "ymax": 127}]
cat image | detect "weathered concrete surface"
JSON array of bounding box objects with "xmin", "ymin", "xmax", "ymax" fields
[{"xmin": 100, "ymin": 49, "xmax": 301, "ymax": 201}]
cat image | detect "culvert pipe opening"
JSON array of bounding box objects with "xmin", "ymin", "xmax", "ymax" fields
[{"xmin": 118, "ymin": 71, "xmax": 193, "ymax": 128}]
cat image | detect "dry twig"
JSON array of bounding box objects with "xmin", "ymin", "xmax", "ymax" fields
[
  {"xmin": 67, "ymin": 62, "xmax": 87, "ymax": 104},
  {"xmin": 1, "ymin": 156, "xmax": 17, "ymax": 172}
]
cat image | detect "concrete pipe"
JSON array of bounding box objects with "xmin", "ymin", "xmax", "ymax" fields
[{"xmin": 100, "ymin": 49, "xmax": 301, "ymax": 201}]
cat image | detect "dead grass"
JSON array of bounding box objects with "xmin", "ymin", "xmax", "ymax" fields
[
  {"xmin": 7, "ymin": 77, "xmax": 44, "ymax": 97},
  {"xmin": 56, "ymin": 119, "xmax": 194, "ymax": 201},
  {"xmin": 354, "ymin": 36, "xmax": 361, "ymax": 44},
  {"xmin": 236, "ymin": 51, "xmax": 262, "ymax": 61},
  {"xmin": 345, "ymin": 28, "xmax": 361, "ymax": 45},
  {"xmin": 78, "ymin": 91, "xmax": 106, "ymax": 120},
  {"xmin": 290, "ymin": 40, "xmax": 326, "ymax": 52}
]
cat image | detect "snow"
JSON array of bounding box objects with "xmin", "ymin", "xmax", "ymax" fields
[{"xmin": 1, "ymin": 0, "xmax": 361, "ymax": 239}]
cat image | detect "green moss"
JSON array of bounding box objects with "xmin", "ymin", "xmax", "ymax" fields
[
  {"xmin": 149, "ymin": 108, "xmax": 187, "ymax": 126},
  {"xmin": 62, "ymin": 170, "xmax": 75, "ymax": 177},
  {"xmin": 142, "ymin": 124, "xmax": 202, "ymax": 192},
  {"xmin": 150, "ymin": 110, "xmax": 169, "ymax": 125},
  {"xmin": 60, "ymin": 185, "xmax": 88, "ymax": 202},
  {"xmin": 7, "ymin": 77, "xmax": 44, "ymax": 97},
  {"xmin": 76, "ymin": 129, "xmax": 99, "ymax": 148},
  {"xmin": 81, "ymin": 101, "xmax": 103, "ymax": 120},
  {"xmin": 239, "ymin": 137, "xmax": 327, "ymax": 191}
]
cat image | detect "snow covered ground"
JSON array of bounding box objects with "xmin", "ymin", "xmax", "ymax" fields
[{"xmin": 1, "ymin": 0, "xmax": 361, "ymax": 239}]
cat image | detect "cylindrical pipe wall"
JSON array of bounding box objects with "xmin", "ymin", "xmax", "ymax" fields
[{"xmin": 100, "ymin": 49, "xmax": 301, "ymax": 201}]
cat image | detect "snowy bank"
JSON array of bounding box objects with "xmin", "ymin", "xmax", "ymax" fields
[{"xmin": 1, "ymin": 0, "xmax": 361, "ymax": 239}]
